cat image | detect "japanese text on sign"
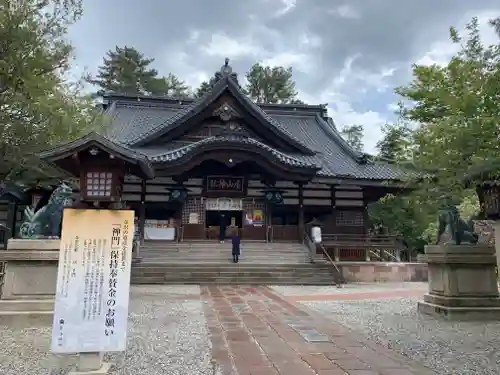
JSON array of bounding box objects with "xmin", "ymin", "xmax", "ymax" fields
[{"xmin": 51, "ymin": 209, "xmax": 134, "ymax": 354}]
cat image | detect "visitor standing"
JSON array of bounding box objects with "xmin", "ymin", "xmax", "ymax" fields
[{"xmin": 231, "ymin": 234, "xmax": 241, "ymax": 263}]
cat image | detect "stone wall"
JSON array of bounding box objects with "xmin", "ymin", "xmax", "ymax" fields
[
  {"xmin": 474, "ymin": 220, "xmax": 495, "ymax": 245},
  {"xmin": 339, "ymin": 262, "xmax": 428, "ymax": 282}
]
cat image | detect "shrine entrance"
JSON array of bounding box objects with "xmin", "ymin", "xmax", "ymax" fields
[{"xmin": 205, "ymin": 198, "xmax": 243, "ymax": 240}]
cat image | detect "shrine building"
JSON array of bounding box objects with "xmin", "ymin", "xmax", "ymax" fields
[{"xmin": 34, "ymin": 60, "xmax": 409, "ymax": 243}]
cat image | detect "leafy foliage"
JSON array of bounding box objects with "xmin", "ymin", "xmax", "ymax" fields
[
  {"xmin": 368, "ymin": 16, "xmax": 499, "ymax": 252},
  {"xmin": 195, "ymin": 62, "xmax": 303, "ymax": 104},
  {"xmin": 245, "ymin": 63, "xmax": 300, "ymax": 104},
  {"xmin": 0, "ymin": 0, "xmax": 101, "ymax": 183},
  {"xmin": 398, "ymin": 17, "xmax": 500, "ymax": 192},
  {"xmin": 87, "ymin": 46, "xmax": 190, "ymax": 98},
  {"xmin": 376, "ymin": 120, "xmax": 413, "ymax": 162},
  {"xmin": 340, "ymin": 124, "xmax": 364, "ymax": 151}
]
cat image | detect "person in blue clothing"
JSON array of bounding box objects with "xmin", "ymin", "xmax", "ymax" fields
[{"xmin": 231, "ymin": 234, "xmax": 241, "ymax": 263}]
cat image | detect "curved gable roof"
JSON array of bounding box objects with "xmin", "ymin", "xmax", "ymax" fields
[
  {"xmin": 124, "ymin": 75, "xmax": 314, "ymax": 155},
  {"xmin": 101, "ymin": 95, "xmax": 410, "ymax": 181}
]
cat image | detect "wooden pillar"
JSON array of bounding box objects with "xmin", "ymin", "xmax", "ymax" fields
[
  {"xmin": 266, "ymin": 202, "xmax": 273, "ymax": 242},
  {"xmin": 138, "ymin": 179, "xmax": 146, "ymax": 244},
  {"xmin": 6, "ymin": 201, "xmax": 17, "ymax": 240},
  {"xmin": 297, "ymin": 182, "xmax": 304, "ymax": 241},
  {"xmin": 362, "ymin": 189, "xmax": 369, "ymax": 235},
  {"xmin": 330, "ymin": 185, "xmax": 337, "ymax": 233}
]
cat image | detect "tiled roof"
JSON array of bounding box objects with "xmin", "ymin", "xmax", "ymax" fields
[
  {"xmin": 39, "ymin": 132, "xmax": 155, "ymax": 179},
  {"xmin": 102, "ymin": 95, "xmax": 410, "ymax": 181},
  {"xmin": 146, "ymin": 135, "xmax": 318, "ymax": 170},
  {"xmin": 115, "ymin": 76, "xmax": 314, "ymax": 155}
]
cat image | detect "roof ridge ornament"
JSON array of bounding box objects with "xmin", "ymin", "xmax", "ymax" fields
[
  {"xmin": 214, "ymin": 57, "xmax": 240, "ymax": 86},
  {"xmin": 221, "ymin": 57, "xmax": 232, "ymax": 74}
]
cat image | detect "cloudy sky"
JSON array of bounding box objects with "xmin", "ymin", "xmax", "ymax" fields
[{"xmin": 68, "ymin": 0, "xmax": 499, "ymax": 154}]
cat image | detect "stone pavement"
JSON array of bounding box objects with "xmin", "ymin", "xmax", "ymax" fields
[{"xmin": 202, "ymin": 285, "xmax": 438, "ymax": 375}]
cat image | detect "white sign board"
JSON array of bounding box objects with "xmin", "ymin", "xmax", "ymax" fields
[
  {"xmin": 188, "ymin": 212, "xmax": 199, "ymax": 224},
  {"xmin": 51, "ymin": 208, "xmax": 134, "ymax": 353},
  {"xmin": 205, "ymin": 198, "xmax": 242, "ymax": 211}
]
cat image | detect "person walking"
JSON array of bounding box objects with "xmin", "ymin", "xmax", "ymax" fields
[{"xmin": 231, "ymin": 234, "xmax": 241, "ymax": 263}]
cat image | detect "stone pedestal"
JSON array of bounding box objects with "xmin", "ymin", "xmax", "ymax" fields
[
  {"xmin": 417, "ymin": 244, "xmax": 500, "ymax": 320},
  {"xmin": 68, "ymin": 353, "xmax": 112, "ymax": 375},
  {"xmin": 0, "ymin": 239, "xmax": 59, "ymax": 322}
]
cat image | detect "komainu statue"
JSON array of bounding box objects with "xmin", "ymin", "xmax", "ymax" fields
[
  {"xmin": 19, "ymin": 182, "xmax": 73, "ymax": 239},
  {"xmin": 436, "ymin": 198, "xmax": 479, "ymax": 245}
]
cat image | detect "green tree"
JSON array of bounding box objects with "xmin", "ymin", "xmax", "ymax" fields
[
  {"xmin": 369, "ymin": 16, "xmax": 500, "ymax": 251},
  {"xmin": 0, "ymin": 0, "xmax": 101, "ymax": 183},
  {"xmin": 195, "ymin": 77, "xmax": 216, "ymax": 98},
  {"xmin": 397, "ymin": 16, "xmax": 500, "ymax": 190},
  {"xmin": 245, "ymin": 63, "xmax": 300, "ymax": 104},
  {"xmin": 376, "ymin": 121, "xmax": 413, "ymax": 162},
  {"xmin": 195, "ymin": 62, "xmax": 304, "ymax": 104},
  {"xmin": 340, "ymin": 124, "xmax": 364, "ymax": 151},
  {"xmin": 87, "ymin": 46, "xmax": 190, "ymax": 97}
]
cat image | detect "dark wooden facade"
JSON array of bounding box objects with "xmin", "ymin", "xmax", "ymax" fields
[{"xmin": 35, "ymin": 59, "xmax": 409, "ymax": 245}]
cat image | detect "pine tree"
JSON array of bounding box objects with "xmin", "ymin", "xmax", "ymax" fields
[{"xmin": 87, "ymin": 46, "xmax": 189, "ymax": 97}]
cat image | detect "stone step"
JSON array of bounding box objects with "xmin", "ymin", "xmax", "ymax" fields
[
  {"xmin": 130, "ymin": 263, "xmax": 340, "ymax": 285},
  {"xmin": 0, "ymin": 299, "xmax": 54, "ymax": 312},
  {"xmin": 131, "ymin": 279, "xmax": 335, "ymax": 285},
  {"xmin": 132, "ymin": 263, "xmax": 321, "ymax": 269}
]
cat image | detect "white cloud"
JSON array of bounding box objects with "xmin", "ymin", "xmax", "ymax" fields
[
  {"xmin": 416, "ymin": 40, "xmax": 460, "ymax": 66},
  {"xmin": 298, "ymin": 33, "xmax": 322, "ymax": 48},
  {"xmin": 299, "ymin": 54, "xmax": 400, "ymax": 154},
  {"xmin": 201, "ymin": 33, "xmax": 263, "ymax": 58},
  {"xmin": 328, "ymin": 4, "xmax": 361, "ymax": 19},
  {"xmin": 416, "ymin": 9, "xmax": 500, "ymax": 67},
  {"xmin": 273, "ymin": 0, "xmax": 297, "ymax": 17},
  {"xmin": 261, "ymin": 52, "xmax": 313, "ymax": 73},
  {"xmin": 387, "ymin": 102, "xmax": 400, "ymax": 113},
  {"xmin": 162, "ymin": 51, "xmax": 210, "ymax": 88}
]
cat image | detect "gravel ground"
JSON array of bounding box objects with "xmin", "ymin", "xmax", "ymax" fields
[
  {"xmin": 301, "ymin": 294, "xmax": 500, "ymax": 375},
  {"xmin": 270, "ymin": 282, "xmax": 428, "ymax": 296},
  {"xmin": 0, "ymin": 285, "xmax": 218, "ymax": 375}
]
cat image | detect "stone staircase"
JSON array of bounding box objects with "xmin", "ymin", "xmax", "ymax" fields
[{"xmin": 131, "ymin": 241, "xmax": 341, "ymax": 285}]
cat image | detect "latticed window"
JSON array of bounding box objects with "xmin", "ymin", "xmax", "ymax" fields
[{"xmin": 85, "ymin": 171, "xmax": 113, "ymax": 197}]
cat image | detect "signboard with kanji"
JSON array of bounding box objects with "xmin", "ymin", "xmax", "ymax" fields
[{"xmin": 50, "ymin": 208, "xmax": 134, "ymax": 353}]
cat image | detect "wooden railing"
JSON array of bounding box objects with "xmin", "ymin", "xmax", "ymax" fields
[
  {"xmin": 321, "ymin": 233, "xmax": 407, "ymax": 262},
  {"xmin": 303, "ymin": 231, "xmax": 343, "ymax": 286},
  {"xmin": 269, "ymin": 225, "xmax": 299, "ymax": 242}
]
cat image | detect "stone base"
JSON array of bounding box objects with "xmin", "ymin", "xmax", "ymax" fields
[
  {"xmin": 0, "ymin": 299, "xmax": 53, "ymax": 311},
  {"xmin": 423, "ymin": 293, "xmax": 500, "ymax": 308},
  {"xmin": 418, "ymin": 300, "xmax": 500, "ymax": 321},
  {"xmin": 68, "ymin": 353, "xmax": 113, "ymax": 375},
  {"xmin": 7, "ymin": 238, "xmax": 60, "ymax": 250},
  {"xmin": 0, "ymin": 299, "xmax": 54, "ymax": 324},
  {"xmin": 68, "ymin": 362, "xmax": 112, "ymax": 375},
  {"xmin": 0, "ymin": 310, "xmax": 54, "ymax": 325}
]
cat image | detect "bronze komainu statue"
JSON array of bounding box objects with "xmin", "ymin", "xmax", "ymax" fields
[
  {"xmin": 436, "ymin": 199, "xmax": 478, "ymax": 245},
  {"xmin": 19, "ymin": 182, "xmax": 73, "ymax": 239}
]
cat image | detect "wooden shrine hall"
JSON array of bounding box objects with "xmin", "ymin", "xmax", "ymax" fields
[{"xmin": 37, "ymin": 59, "xmax": 410, "ymax": 244}]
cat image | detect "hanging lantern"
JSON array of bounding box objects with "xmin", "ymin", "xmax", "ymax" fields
[
  {"xmin": 167, "ymin": 185, "xmax": 189, "ymax": 203},
  {"xmin": 262, "ymin": 188, "xmax": 285, "ymax": 204}
]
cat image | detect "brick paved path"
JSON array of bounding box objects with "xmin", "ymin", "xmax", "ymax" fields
[{"xmin": 202, "ymin": 285, "xmax": 438, "ymax": 375}]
